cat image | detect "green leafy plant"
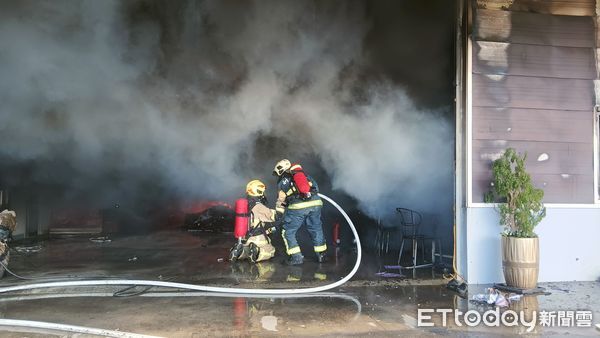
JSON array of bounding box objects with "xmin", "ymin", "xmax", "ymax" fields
[{"xmin": 485, "ymin": 148, "xmax": 546, "ymax": 238}]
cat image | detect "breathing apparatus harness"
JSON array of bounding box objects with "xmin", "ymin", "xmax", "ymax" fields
[
  {"xmin": 245, "ymin": 195, "xmax": 279, "ymax": 241},
  {"xmin": 280, "ymin": 174, "xmax": 318, "ymax": 207}
]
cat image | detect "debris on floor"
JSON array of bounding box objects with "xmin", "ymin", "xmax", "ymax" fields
[
  {"xmin": 375, "ymin": 272, "xmax": 404, "ymax": 278},
  {"xmin": 89, "ymin": 236, "xmax": 111, "ymax": 243},
  {"xmin": 493, "ymin": 283, "xmax": 547, "ymax": 295},
  {"xmin": 260, "ymin": 315, "xmax": 278, "ymax": 332},
  {"xmin": 184, "ymin": 205, "xmax": 234, "ymax": 233},
  {"xmin": 376, "ymin": 265, "xmax": 405, "ymax": 278},
  {"xmin": 446, "ymin": 278, "xmax": 468, "ymax": 297},
  {"xmin": 13, "ymin": 245, "xmax": 43, "ymax": 254},
  {"xmin": 471, "ymin": 287, "xmax": 522, "ymax": 307}
]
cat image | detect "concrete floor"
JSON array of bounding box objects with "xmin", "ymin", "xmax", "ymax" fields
[{"xmin": 0, "ymin": 231, "xmax": 598, "ymax": 337}]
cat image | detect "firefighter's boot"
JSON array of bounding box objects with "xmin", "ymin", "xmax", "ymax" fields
[
  {"xmin": 229, "ymin": 242, "xmax": 244, "ymax": 262},
  {"xmin": 285, "ymin": 253, "xmax": 304, "ymax": 266},
  {"xmin": 316, "ymin": 252, "xmax": 327, "ymax": 264},
  {"xmin": 248, "ymin": 243, "xmax": 260, "ymax": 263}
]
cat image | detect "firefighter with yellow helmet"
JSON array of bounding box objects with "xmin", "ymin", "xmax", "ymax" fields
[
  {"xmin": 273, "ymin": 159, "xmax": 327, "ymax": 265},
  {"xmin": 229, "ymin": 180, "xmax": 277, "ymax": 263}
]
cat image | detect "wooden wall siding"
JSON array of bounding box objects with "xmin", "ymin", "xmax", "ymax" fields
[
  {"xmin": 597, "ymin": 21, "xmax": 600, "ymax": 48},
  {"xmin": 473, "ymin": 74, "xmax": 594, "ymax": 111},
  {"xmin": 471, "ymin": 5, "xmax": 596, "ymax": 203},
  {"xmin": 473, "ymin": 141, "xmax": 593, "ymax": 176},
  {"xmin": 473, "ymin": 174, "xmax": 593, "ymax": 204},
  {"xmin": 476, "ymin": 0, "xmax": 596, "ymax": 17},
  {"xmin": 472, "ymin": 141, "xmax": 594, "ymax": 204},
  {"xmin": 475, "ymin": 9, "xmax": 595, "ymax": 48},
  {"xmin": 473, "ymin": 108, "xmax": 591, "ymax": 143},
  {"xmin": 596, "ymin": 79, "xmax": 600, "ymax": 105},
  {"xmin": 473, "ymin": 41, "xmax": 596, "ymax": 79},
  {"xmin": 596, "ymin": 50, "xmax": 600, "ymax": 79}
]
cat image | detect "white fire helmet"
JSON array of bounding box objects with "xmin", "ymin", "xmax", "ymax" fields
[{"xmin": 273, "ymin": 159, "xmax": 291, "ymax": 176}]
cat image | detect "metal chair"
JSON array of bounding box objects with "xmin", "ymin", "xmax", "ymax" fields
[
  {"xmin": 375, "ymin": 220, "xmax": 400, "ymax": 256},
  {"xmin": 396, "ymin": 208, "xmax": 435, "ymax": 269},
  {"xmin": 374, "ymin": 220, "xmax": 405, "ymax": 278}
]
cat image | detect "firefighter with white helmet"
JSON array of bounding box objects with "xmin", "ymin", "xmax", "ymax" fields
[
  {"xmin": 273, "ymin": 159, "xmax": 327, "ymax": 265},
  {"xmin": 229, "ymin": 180, "xmax": 277, "ymax": 263}
]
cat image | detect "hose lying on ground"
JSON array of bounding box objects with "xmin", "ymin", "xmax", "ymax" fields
[
  {"xmin": 0, "ymin": 193, "xmax": 362, "ymax": 295},
  {"xmin": 0, "ymin": 318, "xmax": 162, "ymax": 338},
  {"xmin": 0, "ymin": 260, "xmax": 124, "ymax": 282}
]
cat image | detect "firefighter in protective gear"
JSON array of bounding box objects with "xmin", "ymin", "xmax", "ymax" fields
[
  {"xmin": 229, "ymin": 180, "xmax": 277, "ymax": 263},
  {"xmin": 273, "ymin": 160, "xmax": 327, "ymax": 265},
  {"xmin": 0, "ymin": 210, "xmax": 16, "ymax": 278}
]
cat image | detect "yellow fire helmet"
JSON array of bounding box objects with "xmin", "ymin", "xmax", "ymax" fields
[
  {"xmin": 273, "ymin": 159, "xmax": 291, "ymax": 176},
  {"xmin": 246, "ymin": 179, "xmax": 267, "ymax": 197}
]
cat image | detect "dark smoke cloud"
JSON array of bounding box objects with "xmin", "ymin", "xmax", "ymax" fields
[{"xmin": 0, "ymin": 0, "xmax": 454, "ymax": 226}]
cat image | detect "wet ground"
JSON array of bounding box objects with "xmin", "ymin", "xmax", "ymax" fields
[{"xmin": 0, "ymin": 231, "xmax": 598, "ymax": 337}]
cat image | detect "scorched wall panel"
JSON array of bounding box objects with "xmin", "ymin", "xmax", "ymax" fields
[
  {"xmin": 471, "ymin": 6, "xmax": 596, "ymax": 203},
  {"xmin": 474, "ymin": 9, "xmax": 595, "ymax": 48}
]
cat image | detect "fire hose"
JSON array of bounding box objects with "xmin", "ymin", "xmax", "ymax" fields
[
  {"xmin": 0, "ymin": 319, "xmax": 162, "ymax": 338},
  {"xmin": 0, "ymin": 193, "xmax": 362, "ymax": 295}
]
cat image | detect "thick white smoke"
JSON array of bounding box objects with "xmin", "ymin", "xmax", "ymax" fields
[{"xmin": 0, "ymin": 0, "xmax": 453, "ymax": 225}]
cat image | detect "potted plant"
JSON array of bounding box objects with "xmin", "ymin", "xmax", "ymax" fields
[{"xmin": 485, "ymin": 148, "xmax": 546, "ymax": 289}]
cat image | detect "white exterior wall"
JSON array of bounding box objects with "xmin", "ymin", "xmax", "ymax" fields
[{"xmin": 465, "ymin": 206, "xmax": 600, "ymax": 284}]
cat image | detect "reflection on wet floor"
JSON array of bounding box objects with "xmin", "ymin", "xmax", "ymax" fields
[
  {"xmin": 0, "ymin": 232, "xmax": 598, "ymax": 337},
  {"xmin": 0, "ymin": 282, "xmax": 598, "ymax": 337},
  {"xmin": 2, "ymin": 230, "xmax": 445, "ymax": 286}
]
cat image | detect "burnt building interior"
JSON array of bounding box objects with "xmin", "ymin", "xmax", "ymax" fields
[
  {"xmin": 3, "ymin": 1, "xmax": 600, "ymax": 336},
  {"xmin": 0, "ymin": 0, "xmax": 456, "ymax": 287}
]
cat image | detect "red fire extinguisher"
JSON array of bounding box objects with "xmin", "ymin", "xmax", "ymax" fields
[
  {"xmin": 234, "ymin": 198, "xmax": 249, "ymax": 242},
  {"xmin": 333, "ymin": 222, "xmax": 340, "ymax": 262},
  {"xmin": 333, "ymin": 222, "xmax": 340, "ymax": 247}
]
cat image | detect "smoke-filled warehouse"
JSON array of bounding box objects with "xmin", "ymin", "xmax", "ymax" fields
[
  {"xmin": 0, "ymin": 0, "xmax": 454, "ymax": 224},
  {"xmin": 12, "ymin": 0, "xmax": 579, "ymax": 336}
]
